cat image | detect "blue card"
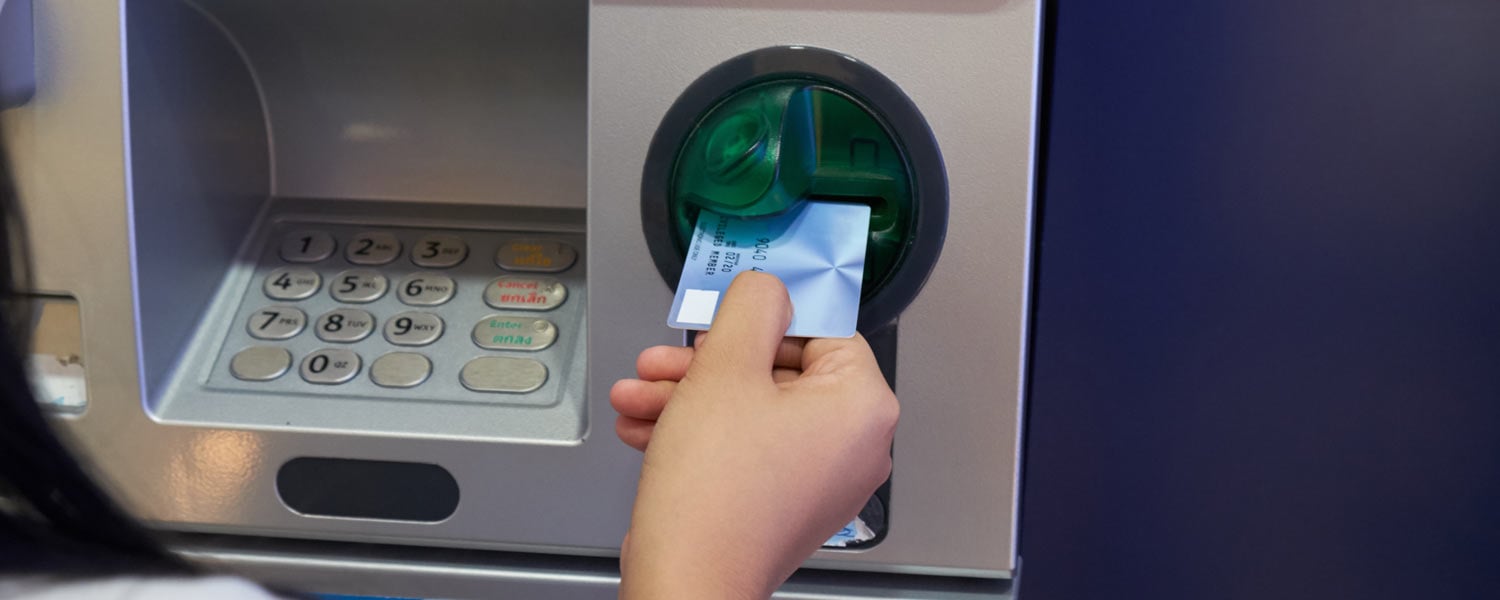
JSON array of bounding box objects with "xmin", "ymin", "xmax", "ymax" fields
[{"xmin": 668, "ymin": 201, "xmax": 870, "ymax": 338}]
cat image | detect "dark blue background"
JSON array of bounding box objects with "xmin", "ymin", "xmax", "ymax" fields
[{"xmin": 1022, "ymin": 2, "xmax": 1500, "ymax": 598}]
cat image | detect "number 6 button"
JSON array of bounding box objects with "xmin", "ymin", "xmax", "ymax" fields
[
  {"xmin": 396, "ymin": 273, "xmax": 456, "ymax": 306},
  {"xmin": 384, "ymin": 311, "xmax": 444, "ymax": 346},
  {"xmin": 300, "ymin": 348, "xmax": 360, "ymax": 385}
]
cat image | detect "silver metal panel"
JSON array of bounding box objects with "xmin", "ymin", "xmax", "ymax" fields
[
  {"xmin": 590, "ymin": 0, "xmax": 1042, "ymax": 575},
  {"xmin": 186, "ymin": 0, "xmax": 588, "ymax": 209},
  {"xmin": 174, "ymin": 535, "xmax": 1016, "ymax": 600}
]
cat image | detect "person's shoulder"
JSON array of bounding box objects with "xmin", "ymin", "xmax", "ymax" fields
[{"xmin": 0, "ymin": 575, "xmax": 277, "ymax": 599}]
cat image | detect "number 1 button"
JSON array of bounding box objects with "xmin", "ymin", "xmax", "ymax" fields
[
  {"xmin": 411, "ymin": 234, "xmax": 468, "ymax": 268},
  {"xmin": 280, "ymin": 231, "xmax": 335, "ymax": 263}
]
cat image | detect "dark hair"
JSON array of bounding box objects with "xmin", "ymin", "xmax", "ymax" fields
[{"xmin": 0, "ymin": 122, "xmax": 197, "ymax": 576}]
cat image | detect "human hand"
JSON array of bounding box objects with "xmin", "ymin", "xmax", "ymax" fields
[{"xmin": 611, "ymin": 271, "xmax": 899, "ymax": 599}]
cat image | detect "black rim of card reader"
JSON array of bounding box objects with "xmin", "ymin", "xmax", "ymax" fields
[{"xmin": 640, "ymin": 45, "xmax": 949, "ymax": 332}]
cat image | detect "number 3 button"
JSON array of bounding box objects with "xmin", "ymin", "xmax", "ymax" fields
[
  {"xmin": 316, "ymin": 308, "xmax": 375, "ymax": 343},
  {"xmin": 300, "ymin": 348, "xmax": 361, "ymax": 385}
]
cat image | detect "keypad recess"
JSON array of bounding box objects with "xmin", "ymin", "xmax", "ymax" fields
[{"xmin": 208, "ymin": 222, "xmax": 585, "ymax": 407}]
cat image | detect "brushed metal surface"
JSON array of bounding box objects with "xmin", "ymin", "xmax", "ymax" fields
[{"xmin": 590, "ymin": 0, "xmax": 1041, "ymax": 575}]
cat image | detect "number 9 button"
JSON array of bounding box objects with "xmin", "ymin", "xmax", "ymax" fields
[{"xmin": 384, "ymin": 311, "xmax": 444, "ymax": 346}]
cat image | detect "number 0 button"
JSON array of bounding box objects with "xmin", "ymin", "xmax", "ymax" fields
[
  {"xmin": 346, "ymin": 232, "xmax": 401, "ymax": 265},
  {"xmin": 330, "ymin": 269, "xmax": 388, "ymax": 303},
  {"xmin": 397, "ymin": 273, "xmax": 456, "ymax": 306},
  {"xmin": 384, "ymin": 311, "xmax": 444, "ymax": 346},
  {"xmin": 315, "ymin": 308, "xmax": 376, "ymax": 343},
  {"xmin": 280, "ymin": 231, "xmax": 335, "ymax": 263},
  {"xmin": 264, "ymin": 267, "xmax": 320, "ymax": 301},
  {"xmin": 411, "ymin": 234, "xmax": 468, "ymax": 268},
  {"xmin": 300, "ymin": 348, "xmax": 361, "ymax": 385}
]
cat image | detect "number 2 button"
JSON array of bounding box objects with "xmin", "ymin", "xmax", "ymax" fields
[{"xmin": 346, "ymin": 232, "xmax": 401, "ymax": 266}]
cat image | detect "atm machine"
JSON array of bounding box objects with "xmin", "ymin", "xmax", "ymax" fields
[{"xmin": 1, "ymin": 0, "xmax": 1040, "ymax": 597}]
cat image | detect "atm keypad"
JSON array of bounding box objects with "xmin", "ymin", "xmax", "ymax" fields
[
  {"xmin": 329, "ymin": 269, "xmax": 389, "ymax": 303},
  {"xmin": 216, "ymin": 225, "xmax": 583, "ymax": 403},
  {"xmin": 264, "ymin": 268, "xmax": 321, "ymax": 300}
]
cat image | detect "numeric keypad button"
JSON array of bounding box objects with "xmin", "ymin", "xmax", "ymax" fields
[
  {"xmin": 329, "ymin": 269, "xmax": 389, "ymax": 303},
  {"xmin": 300, "ymin": 348, "xmax": 361, "ymax": 385},
  {"xmin": 383, "ymin": 311, "xmax": 444, "ymax": 346},
  {"xmin": 460, "ymin": 357, "xmax": 547, "ymax": 393},
  {"xmin": 246, "ymin": 306, "xmax": 307, "ymax": 340},
  {"xmin": 231, "ymin": 347, "xmax": 292, "ymax": 381},
  {"xmin": 280, "ymin": 231, "xmax": 336, "ymax": 263},
  {"xmin": 263, "ymin": 267, "xmax": 321, "ymax": 301},
  {"xmin": 397, "ymin": 273, "xmax": 456, "ymax": 306},
  {"xmin": 411, "ymin": 234, "xmax": 468, "ymax": 268},
  {"xmin": 346, "ymin": 232, "xmax": 402, "ymax": 265},
  {"xmin": 315, "ymin": 308, "xmax": 376, "ymax": 343},
  {"xmin": 496, "ymin": 239, "xmax": 576, "ymax": 273},
  {"xmin": 370, "ymin": 352, "xmax": 432, "ymax": 388}
]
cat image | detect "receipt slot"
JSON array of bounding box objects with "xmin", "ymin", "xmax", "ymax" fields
[{"xmin": 8, "ymin": 0, "xmax": 1040, "ymax": 597}]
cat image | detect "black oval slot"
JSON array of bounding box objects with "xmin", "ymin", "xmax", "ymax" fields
[{"xmin": 276, "ymin": 457, "xmax": 458, "ymax": 522}]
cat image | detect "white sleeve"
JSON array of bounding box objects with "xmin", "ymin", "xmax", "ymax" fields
[{"xmin": 8, "ymin": 576, "xmax": 280, "ymax": 599}]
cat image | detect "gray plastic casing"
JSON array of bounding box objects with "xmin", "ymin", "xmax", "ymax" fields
[{"xmin": 2, "ymin": 0, "xmax": 1041, "ymax": 592}]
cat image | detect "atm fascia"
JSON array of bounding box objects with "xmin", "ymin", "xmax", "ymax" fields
[{"xmin": 3, "ymin": 0, "xmax": 1042, "ymax": 595}]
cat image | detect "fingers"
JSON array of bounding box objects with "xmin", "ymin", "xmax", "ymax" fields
[
  {"xmin": 691, "ymin": 272, "xmax": 793, "ymax": 379},
  {"xmin": 694, "ymin": 333, "xmax": 804, "ymax": 370},
  {"xmin": 636, "ymin": 345, "xmax": 695, "ymax": 381},
  {"xmin": 610, "ymin": 378, "xmax": 676, "ymax": 420},
  {"xmin": 799, "ymin": 333, "xmax": 882, "ymax": 380},
  {"xmin": 615, "ymin": 415, "xmax": 655, "ymax": 452},
  {"xmin": 772, "ymin": 368, "xmax": 801, "ymax": 384}
]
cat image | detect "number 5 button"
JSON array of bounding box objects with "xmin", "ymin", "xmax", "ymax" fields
[
  {"xmin": 397, "ymin": 273, "xmax": 456, "ymax": 306},
  {"xmin": 384, "ymin": 311, "xmax": 444, "ymax": 346},
  {"xmin": 330, "ymin": 269, "xmax": 388, "ymax": 303}
]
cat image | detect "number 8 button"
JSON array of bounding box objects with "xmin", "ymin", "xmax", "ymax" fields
[{"xmin": 316, "ymin": 308, "xmax": 375, "ymax": 343}]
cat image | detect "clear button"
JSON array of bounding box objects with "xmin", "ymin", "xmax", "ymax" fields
[{"xmin": 496, "ymin": 239, "xmax": 576, "ymax": 273}]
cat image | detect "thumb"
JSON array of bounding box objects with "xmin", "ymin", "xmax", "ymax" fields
[{"xmin": 689, "ymin": 271, "xmax": 792, "ymax": 380}]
